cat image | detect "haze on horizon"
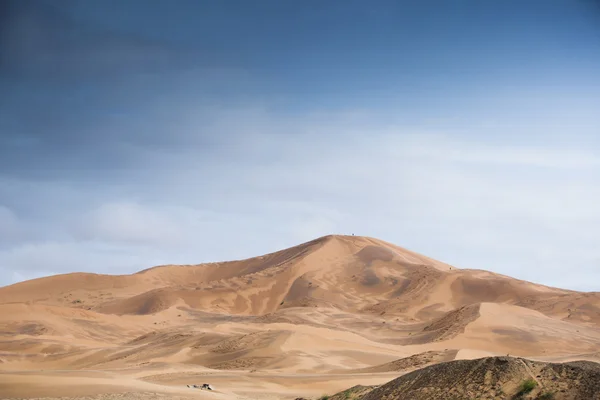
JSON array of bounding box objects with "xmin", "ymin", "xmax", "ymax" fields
[{"xmin": 1, "ymin": 0, "xmax": 599, "ymax": 291}]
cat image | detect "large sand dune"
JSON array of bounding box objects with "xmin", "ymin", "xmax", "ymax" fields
[{"xmin": 1, "ymin": 235, "xmax": 599, "ymax": 399}]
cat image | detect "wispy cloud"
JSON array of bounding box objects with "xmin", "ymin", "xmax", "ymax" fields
[
  {"xmin": 391, "ymin": 135, "xmax": 600, "ymax": 168},
  {"xmin": 1, "ymin": 103, "xmax": 598, "ymax": 290}
]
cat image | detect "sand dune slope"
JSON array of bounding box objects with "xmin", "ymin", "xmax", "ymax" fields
[{"xmin": 1, "ymin": 235, "xmax": 600, "ymax": 399}]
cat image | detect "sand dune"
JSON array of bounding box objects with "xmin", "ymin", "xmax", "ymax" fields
[{"xmin": 1, "ymin": 234, "xmax": 600, "ymax": 399}]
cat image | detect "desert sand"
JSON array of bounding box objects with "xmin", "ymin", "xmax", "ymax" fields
[{"xmin": 1, "ymin": 235, "xmax": 600, "ymax": 399}]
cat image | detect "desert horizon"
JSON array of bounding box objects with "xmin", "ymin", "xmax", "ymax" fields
[
  {"xmin": 4, "ymin": 234, "xmax": 599, "ymax": 294},
  {"xmin": 2, "ymin": 234, "xmax": 598, "ymax": 295}
]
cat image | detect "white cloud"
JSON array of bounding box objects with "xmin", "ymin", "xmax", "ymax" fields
[
  {"xmin": 390, "ymin": 134, "xmax": 600, "ymax": 168},
  {"xmin": 75, "ymin": 201, "xmax": 185, "ymax": 246}
]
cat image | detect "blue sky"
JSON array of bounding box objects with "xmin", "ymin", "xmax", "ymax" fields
[{"xmin": 1, "ymin": 0, "xmax": 599, "ymax": 290}]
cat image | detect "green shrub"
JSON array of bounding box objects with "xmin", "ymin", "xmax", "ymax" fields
[{"xmin": 517, "ymin": 378, "xmax": 537, "ymax": 395}]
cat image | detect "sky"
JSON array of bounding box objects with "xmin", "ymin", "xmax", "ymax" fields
[{"xmin": 1, "ymin": 0, "xmax": 599, "ymax": 291}]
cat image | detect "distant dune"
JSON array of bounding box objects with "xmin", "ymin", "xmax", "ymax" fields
[{"xmin": 1, "ymin": 235, "xmax": 600, "ymax": 399}]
